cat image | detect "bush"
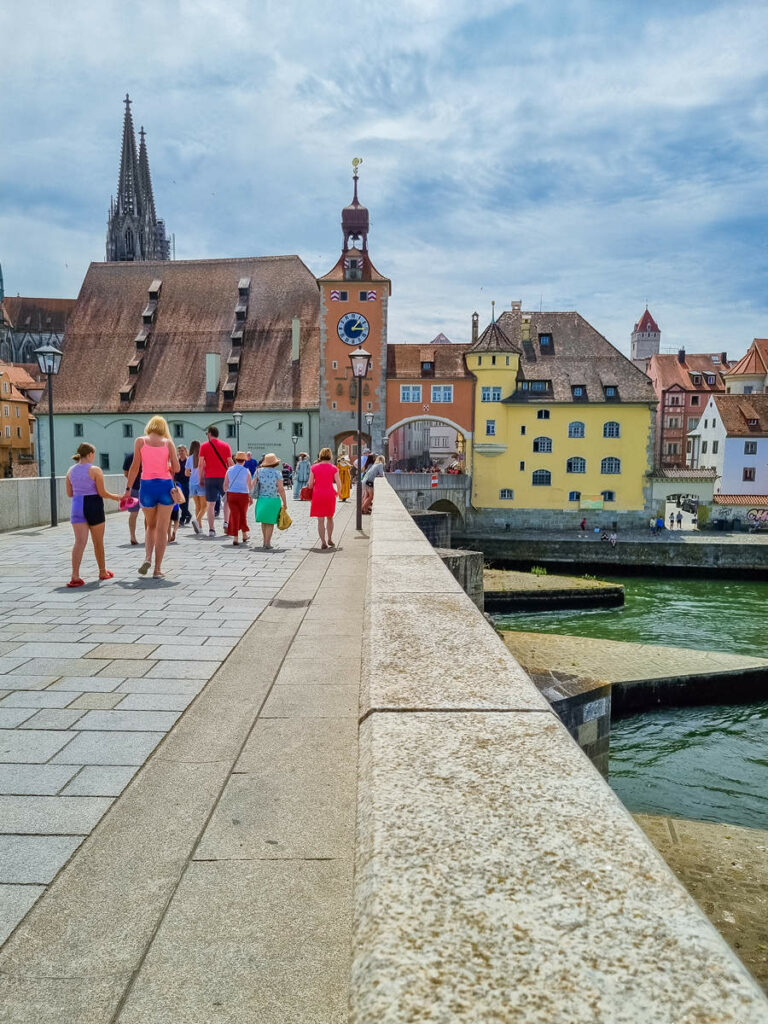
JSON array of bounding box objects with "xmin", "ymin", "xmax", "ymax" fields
[{"xmin": 530, "ymin": 565, "xmax": 547, "ymax": 576}]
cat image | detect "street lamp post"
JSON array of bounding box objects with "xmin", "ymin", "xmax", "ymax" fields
[
  {"xmin": 291, "ymin": 434, "xmax": 299, "ymax": 466},
  {"xmin": 364, "ymin": 411, "xmax": 374, "ymax": 453},
  {"xmin": 232, "ymin": 411, "xmax": 242, "ymax": 452},
  {"xmin": 35, "ymin": 343, "xmax": 63, "ymax": 528},
  {"xmin": 349, "ymin": 347, "xmax": 371, "ymax": 531}
]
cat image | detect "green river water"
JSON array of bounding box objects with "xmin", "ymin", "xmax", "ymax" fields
[{"xmin": 495, "ymin": 576, "xmax": 768, "ymax": 829}]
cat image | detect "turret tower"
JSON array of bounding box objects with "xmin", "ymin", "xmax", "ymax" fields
[{"xmin": 631, "ymin": 307, "xmax": 660, "ymax": 365}]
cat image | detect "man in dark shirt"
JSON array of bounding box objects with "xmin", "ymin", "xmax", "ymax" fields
[
  {"xmin": 175, "ymin": 445, "xmax": 191, "ymax": 524},
  {"xmin": 244, "ymin": 451, "xmax": 259, "ymax": 476},
  {"xmin": 123, "ymin": 452, "xmax": 142, "ymax": 545}
]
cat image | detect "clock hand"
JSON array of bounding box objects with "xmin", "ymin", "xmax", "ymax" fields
[{"xmin": 351, "ymin": 320, "xmax": 362, "ymax": 332}]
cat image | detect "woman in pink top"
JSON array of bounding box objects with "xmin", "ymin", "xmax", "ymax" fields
[
  {"xmin": 124, "ymin": 416, "xmax": 180, "ymax": 578},
  {"xmin": 308, "ymin": 447, "xmax": 341, "ymax": 550}
]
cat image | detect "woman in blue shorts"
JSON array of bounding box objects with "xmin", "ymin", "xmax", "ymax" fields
[
  {"xmin": 124, "ymin": 416, "xmax": 180, "ymax": 578},
  {"xmin": 66, "ymin": 443, "xmax": 122, "ymax": 587}
]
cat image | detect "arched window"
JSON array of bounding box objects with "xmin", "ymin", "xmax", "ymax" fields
[
  {"xmin": 601, "ymin": 457, "xmax": 621, "ymax": 474},
  {"xmin": 537, "ymin": 409, "xmax": 550, "ymax": 420},
  {"xmin": 568, "ymin": 491, "xmax": 581, "ymax": 502},
  {"xmin": 601, "ymin": 490, "xmax": 616, "ymax": 502},
  {"xmin": 532, "ymin": 469, "xmax": 551, "ymax": 486},
  {"xmin": 125, "ymin": 227, "xmax": 135, "ymax": 257},
  {"xmin": 566, "ymin": 457, "xmax": 586, "ymax": 474},
  {"xmin": 603, "ymin": 421, "xmax": 620, "ymax": 438},
  {"xmin": 532, "ymin": 436, "xmax": 552, "ymax": 453},
  {"xmin": 568, "ymin": 421, "xmax": 585, "ymax": 438}
]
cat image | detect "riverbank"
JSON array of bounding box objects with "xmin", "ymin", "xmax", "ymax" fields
[
  {"xmin": 636, "ymin": 814, "xmax": 768, "ymax": 994},
  {"xmin": 483, "ymin": 568, "xmax": 623, "ymax": 612},
  {"xmin": 458, "ymin": 529, "xmax": 768, "ymax": 578}
]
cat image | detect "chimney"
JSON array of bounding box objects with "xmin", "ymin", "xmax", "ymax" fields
[
  {"xmin": 510, "ymin": 300, "xmax": 522, "ymax": 311},
  {"xmin": 205, "ymin": 352, "xmax": 221, "ymax": 394},
  {"xmin": 677, "ymin": 348, "xmax": 686, "ymax": 365},
  {"xmin": 291, "ymin": 317, "xmax": 301, "ymax": 361},
  {"xmin": 471, "ymin": 312, "xmax": 479, "ymax": 344},
  {"xmin": 720, "ymin": 351, "xmax": 727, "ymax": 365}
]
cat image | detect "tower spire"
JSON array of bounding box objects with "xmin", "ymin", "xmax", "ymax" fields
[
  {"xmin": 116, "ymin": 93, "xmax": 141, "ymax": 218},
  {"xmin": 137, "ymin": 126, "xmax": 157, "ymax": 223},
  {"xmin": 342, "ymin": 157, "xmax": 369, "ymax": 252}
]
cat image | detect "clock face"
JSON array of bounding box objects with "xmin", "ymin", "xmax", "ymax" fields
[{"xmin": 337, "ymin": 312, "xmax": 370, "ymax": 345}]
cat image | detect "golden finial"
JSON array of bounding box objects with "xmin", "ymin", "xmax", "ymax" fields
[{"xmin": 352, "ymin": 157, "xmax": 363, "ymax": 176}]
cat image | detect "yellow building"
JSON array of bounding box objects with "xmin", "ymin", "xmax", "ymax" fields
[
  {"xmin": 465, "ymin": 306, "xmax": 656, "ymax": 527},
  {"xmin": 0, "ymin": 365, "xmax": 35, "ymax": 476}
]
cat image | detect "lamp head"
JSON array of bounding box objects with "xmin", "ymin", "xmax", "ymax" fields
[
  {"xmin": 35, "ymin": 343, "xmax": 62, "ymax": 376},
  {"xmin": 348, "ymin": 346, "xmax": 372, "ymax": 378}
]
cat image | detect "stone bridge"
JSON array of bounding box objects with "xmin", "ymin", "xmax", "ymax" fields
[{"xmin": 385, "ymin": 470, "xmax": 470, "ymax": 520}]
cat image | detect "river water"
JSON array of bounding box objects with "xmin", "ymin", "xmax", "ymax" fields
[{"xmin": 495, "ymin": 576, "xmax": 768, "ymax": 829}]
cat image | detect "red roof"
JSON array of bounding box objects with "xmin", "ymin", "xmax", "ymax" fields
[
  {"xmin": 726, "ymin": 339, "xmax": 768, "ymax": 377},
  {"xmin": 634, "ymin": 308, "xmax": 659, "ymax": 334},
  {"xmin": 713, "ymin": 495, "xmax": 768, "ymax": 505},
  {"xmin": 647, "ymin": 352, "xmax": 729, "ymax": 393}
]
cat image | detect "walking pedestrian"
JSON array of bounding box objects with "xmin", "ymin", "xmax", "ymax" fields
[
  {"xmin": 185, "ymin": 440, "xmax": 206, "ymax": 534},
  {"xmin": 198, "ymin": 425, "xmax": 233, "ymax": 537},
  {"xmin": 669, "ymin": 512, "xmax": 675, "ymax": 530},
  {"xmin": 281, "ymin": 461, "xmax": 293, "ymax": 490},
  {"xmin": 224, "ymin": 452, "xmax": 252, "ymax": 546},
  {"xmin": 308, "ymin": 447, "xmax": 340, "ymax": 549},
  {"xmin": 252, "ymin": 453, "xmax": 287, "ymax": 550},
  {"xmin": 66, "ymin": 443, "xmax": 122, "ymax": 586},
  {"xmin": 337, "ymin": 455, "xmax": 352, "ymax": 502},
  {"xmin": 649, "ymin": 515, "xmax": 656, "ymax": 536},
  {"xmin": 175, "ymin": 445, "xmax": 191, "ymax": 525},
  {"xmin": 579, "ymin": 517, "xmax": 587, "ymax": 539},
  {"xmin": 293, "ymin": 452, "xmax": 310, "ymax": 499},
  {"xmin": 122, "ymin": 451, "xmax": 142, "ymax": 546},
  {"xmin": 244, "ymin": 451, "xmax": 259, "ymax": 476},
  {"xmin": 361, "ymin": 455, "xmax": 385, "ymax": 515},
  {"xmin": 124, "ymin": 416, "xmax": 180, "ymax": 579},
  {"xmin": 676, "ymin": 510, "xmax": 683, "ymax": 529},
  {"xmin": 609, "ymin": 530, "xmax": 617, "ymax": 547},
  {"xmin": 656, "ymin": 515, "xmax": 664, "ymax": 532}
]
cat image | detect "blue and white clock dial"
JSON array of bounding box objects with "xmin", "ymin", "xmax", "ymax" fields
[{"xmin": 337, "ymin": 312, "xmax": 370, "ymax": 345}]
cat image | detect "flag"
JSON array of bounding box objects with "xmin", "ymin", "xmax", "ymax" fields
[
  {"xmin": 330, "ymin": 290, "xmax": 341, "ymax": 301},
  {"xmin": 366, "ymin": 290, "xmax": 377, "ymax": 301}
]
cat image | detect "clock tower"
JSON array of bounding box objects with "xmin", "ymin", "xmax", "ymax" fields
[{"xmin": 318, "ymin": 161, "xmax": 391, "ymax": 458}]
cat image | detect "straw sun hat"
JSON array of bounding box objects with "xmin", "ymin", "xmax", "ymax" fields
[{"xmin": 261, "ymin": 452, "xmax": 281, "ymax": 467}]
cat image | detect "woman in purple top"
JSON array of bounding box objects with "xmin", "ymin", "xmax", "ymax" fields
[{"xmin": 65, "ymin": 443, "xmax": 122, "ymax": 587}]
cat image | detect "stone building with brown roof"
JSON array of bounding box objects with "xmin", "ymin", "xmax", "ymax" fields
[
  {"xmin": 36, "ymin": 255, "xmax": 322, "ymax": 476},
  {"xmin": 646, "ymin": 349, "xmax": 730, "ymax": 469}
]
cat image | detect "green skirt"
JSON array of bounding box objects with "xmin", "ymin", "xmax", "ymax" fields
[{"xmin": 255, "ymin": 495, "xmax": 282, "ymax": 525}]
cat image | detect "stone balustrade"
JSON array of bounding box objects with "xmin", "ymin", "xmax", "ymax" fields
[
  {"xmin": 0, "ymin": 475, "xmax": 126, "ymax": 531},
  {"xmin": 350, "ymin": 478, "xmax": 768, "ymax": 1022}
]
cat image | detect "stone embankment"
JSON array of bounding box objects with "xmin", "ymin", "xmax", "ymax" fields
[
  {"xmin": 636, "ymin": 815, "xmax": 768, "ymax": 994},
  {"xmin": 504, "ymin": 631, "xmax": 768, "ymax": 713},
  {"xmin": 484, "ymin": 567, "xmax": 623, "ymax": 612},
  {"xmin": 351, "ymin": 480, "xmax": 768, "ymax": 1022}
]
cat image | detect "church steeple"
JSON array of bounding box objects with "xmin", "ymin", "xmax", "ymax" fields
[
  {"xmin": 342, "ymin": 157, "xmax": 369, "ymax": 252},
  {"xmin": 106, "ymin": 95, "xmax": 170, "ymax": 262}
]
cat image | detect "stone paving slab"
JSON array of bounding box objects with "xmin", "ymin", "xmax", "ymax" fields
[
  {"xmin": 0, "ymin": 500, "xmax": 318, "ymax": 956},
  {"xmin": 0, "ymin": 886, "xmax": 45, "ymax": 945},
  {"xmin": 0, "ymin": 835, "xmax": 84, "ymax": 883}
]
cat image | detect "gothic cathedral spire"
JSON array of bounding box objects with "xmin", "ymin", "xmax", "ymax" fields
[{"xmin": 106, "ymin": 95, "xmax": 170, "ymax": 262}]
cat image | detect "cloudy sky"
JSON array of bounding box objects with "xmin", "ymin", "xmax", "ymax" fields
[{"xmin": 2, "ymin": 0, "xmax": 767, "ymax": 358}]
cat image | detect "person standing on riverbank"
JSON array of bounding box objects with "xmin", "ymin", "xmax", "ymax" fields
[{"xmin": 579, "ymin": 517, "xmax": 587, "ymax": 539}]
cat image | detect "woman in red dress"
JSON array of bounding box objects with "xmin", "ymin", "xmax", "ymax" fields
[{"xmin": 308, "ymin": 447, "xmax": 341, "ymax": 550}]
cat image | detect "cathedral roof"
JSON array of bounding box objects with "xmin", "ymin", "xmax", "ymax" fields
[
  {"xmin": 38, "ymin": 257, "xmax": 320, "ymax": 414},
  {"xmin": 1, "ymin": 297, "xmax": 75, "ymax": 333},
  {"xmin": 633, "ymin": 308, "xmax": 660, "ymax": 333}
]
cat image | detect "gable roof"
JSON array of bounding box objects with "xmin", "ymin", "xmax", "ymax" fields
[
  {"xmin": 1, "ymin": 297, "xmax": 75, "ymax": 333},
  {"xmin": 37, "ymin": 257, "xmax": 320, "ymax": 414},
  {"xmin": 387, "ymin": 343, "xmax": 472, "ymax": 379},
  {"xmin": 318, "ymin": 247, "xmax": 390, "ymax": 286},
  {"xmin": 725, "ymin": 339, "xmax": 768, "ymax": 377},
  {"xmin": 634, "ymin": 309, "xmax": 660, "ymax": 333},
  {"xmin": 647, "ymin": 352, "xmax": 730, "ymax": 393},
  {"xmin": 0, "ymin": 363, "xmax": 38, "ymax": 390},
  {"xmin": 713, "ymin": 394, "xmax": 768, "ymax": 436},
  {"xmin": 494, "ymin": 309, "xmax": 655, "ymax": 404}
]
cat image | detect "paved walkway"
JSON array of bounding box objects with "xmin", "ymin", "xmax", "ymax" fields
[{"xmin": 0, "ymin": 498, "xmax": 365, "ymax": 1022}]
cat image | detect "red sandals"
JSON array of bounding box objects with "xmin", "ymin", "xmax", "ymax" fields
[
  {"xmin": 66, "ymin": 578, "xmax": 85, "ymax": 588},
  {"xmin": 99, "ymin": 571, "xmax": 115, "ymax": 580}
]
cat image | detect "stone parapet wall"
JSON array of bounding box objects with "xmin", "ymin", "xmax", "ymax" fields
[
  {"xmin": 0, "ymin": 475, "xmax": 125, "ymax": 532},
  {"xmin": 350, "ymin": 477, "xmax": 768, "ymax": 1022},
  {"xmin": 467, "ymin": 505, "xmax": 651, "ymax": 533}
]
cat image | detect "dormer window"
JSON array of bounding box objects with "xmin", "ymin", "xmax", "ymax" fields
[
  {"xmin": 604, "ymin": 386, "xmax": 618, "ymax": 399},
  {"xmin": 142, "ymin": 300, "xmax": 157, "ymax": 324},
  {"xmin": 748, "ymin": 417, "xmax": 759, "ymax": 427},
  {"xmin": 148, "ymin": 279, "xmax": 162, "ymax": 301},
  {"xmin": 530, "ymin": 380, "xmax": 549, "ymax": 392},
  {"xmin": 572, "ymin": 385, "xmax": 586, "ymax": 399},
  {"xmin": 238, "ymin": 277, "xmax": 251, "ymax": 299},
  {"xmin": 539, "ymin": 333, "xmax": 553, "ymax": 351},
  {"xmin": 707, "ymin": 375, "xmax": 716, "ymax": 385},
  {"xmin": 421, "ymin": 361, "xmax": 434, "ymax": 378},
  {"xmin": 691, "ymin": 374, "xmax": 701, "ymax": 386}
]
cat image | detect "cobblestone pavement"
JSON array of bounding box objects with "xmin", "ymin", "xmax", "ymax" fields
[{"xmin": 0, "ymin": 498, "xmax": 318, "ymax": 945}]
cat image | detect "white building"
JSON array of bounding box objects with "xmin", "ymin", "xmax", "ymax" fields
[{"xmin": 689, "ymin": 394, "xmax": 768, "ymax": 496}]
